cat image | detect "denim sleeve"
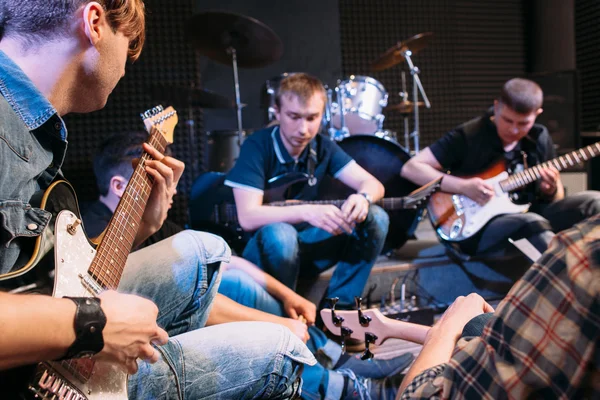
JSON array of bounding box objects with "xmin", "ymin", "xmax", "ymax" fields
[{"xmin": 0, "ymin": 200, "xmax": 51, "ymax": 274}]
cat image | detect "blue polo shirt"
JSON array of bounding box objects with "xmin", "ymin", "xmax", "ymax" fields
[{"xmin": 225, "ymin": 126, "xmax": 354, "ymax": 201}]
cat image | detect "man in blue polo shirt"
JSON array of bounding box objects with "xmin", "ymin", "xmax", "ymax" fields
[{"xmin": 225, "ymin": 72, "xmax": 389, "ymax": 318}]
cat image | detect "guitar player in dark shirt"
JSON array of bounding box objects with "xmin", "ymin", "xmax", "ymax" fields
[
  {"xmin": 225, "ymin": 73, "xmax": 390, "ymax": 316},
  {"xmin": 401, "ymin": 77, "xmax": 600, "ymax": 256}
]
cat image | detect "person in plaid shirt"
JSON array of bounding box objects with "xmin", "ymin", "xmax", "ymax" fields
[{"xmin": 398, "ymin": 213, "xmax": 600, "ymax": 399}]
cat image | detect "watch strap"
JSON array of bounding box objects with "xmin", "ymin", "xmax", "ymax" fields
[{"xmin": 358, "ymin": 192, "xmax": 373, "ymax": 204}]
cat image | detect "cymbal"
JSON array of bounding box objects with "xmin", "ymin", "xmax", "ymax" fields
[
  {"xmin": 184, "ymin": 11, "xmax": 283, "ymax": 68},
  {"xmin": 371, "ymin": 32, "xmax": 433, "ymax": 72},
  {"xmin": 147, "ymin": 84, "xmax": 236, "ymax": 108},
  {"xmin": 386, "ymin": 100, "xmax": 426, "ymax": 114}
]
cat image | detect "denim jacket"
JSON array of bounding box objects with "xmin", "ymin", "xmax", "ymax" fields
[{"xmin": 0, "ymin": 50, "xmax": 68, "ymax": 274}]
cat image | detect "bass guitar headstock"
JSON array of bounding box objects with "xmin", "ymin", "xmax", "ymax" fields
[{"xmin": 320, "ymin": 297, "xmax": 430, "ymax": 360}]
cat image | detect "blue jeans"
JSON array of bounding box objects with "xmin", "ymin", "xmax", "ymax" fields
[
  {"xmin": 220, "ymin": 268, "xmax": 347, "ymax": 400},
  {"xmin": 242, "ymin": 205, "xmax": 389, "ymax": 307},
  {"xmin": 118, "ymin": 230, "xmax": 316, "ymax": 399}
]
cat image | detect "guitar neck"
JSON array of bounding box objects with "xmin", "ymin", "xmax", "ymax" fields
[
  {"xmin": 378, "ymin": 319, "xmax": 430, "ymax": 345},
  {"xmin": 500, "ymin": 141, "xmax": 600, "ymax": 193},
  {"xmin": 215, "ymin": 196, "xmax": 413, "ymax": 225},
  {"xmin": 319, "ymin": 308, "xmax": 430, "ymax": 346},
  {"xmin": 267, "ymin": 197, "xmax": 407, "ymax": 210},
  {"xmin": 88, "ymin": 128, "xmax": 169, "ymax": 290}
]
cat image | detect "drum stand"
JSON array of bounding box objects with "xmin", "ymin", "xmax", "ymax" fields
[
  {"xmin": 227, "ymin": 46, "xmax": 245, "ymax": 148},
  {"xmin": 403, "ymin": 50, "xmax": 431, "ymax": 154},
  {"xmin": 327, "ymin": 85, "xmax": 350, "ymax": 141}
]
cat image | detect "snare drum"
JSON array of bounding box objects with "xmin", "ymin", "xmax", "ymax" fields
[{"xmin": 331, "ymin": 75, "xmax": 388, "ymax": 135}]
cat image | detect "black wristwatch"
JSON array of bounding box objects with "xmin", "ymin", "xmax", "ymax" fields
[
  {"xmin": 358, "ymin": 192, "xmax": 373, "ymax": 205},
  {"xmin": 60, "ymin": 297, "xmax": 107, "ymax": 359}
]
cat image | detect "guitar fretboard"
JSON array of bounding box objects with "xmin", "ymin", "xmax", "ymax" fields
[
  {"xmin": 88, "ymin": 128, "xmax": 169, "ymax": 290},
  {"xmin": 499, "ymin": 142, "xmax": 600, "ymax": 193}
]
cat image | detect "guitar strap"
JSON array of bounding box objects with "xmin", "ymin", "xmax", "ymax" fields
[{"xmin": 307, "ymin": 139, "xmax": 318, "ymax": 186}]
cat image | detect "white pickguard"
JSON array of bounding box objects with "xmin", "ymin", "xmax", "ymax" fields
[
  {"xmin": 31, "ymin": 210, "xmax": 128, "ymax": 400},
  {"xmin": 439, "ymin": 171, "xmax": 530, "ymax": 241}
]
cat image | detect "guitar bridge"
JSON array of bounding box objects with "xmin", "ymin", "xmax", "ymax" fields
[
  {"xmin": 79, "ymin": 273, "xmax": 103, "ymax": 296},
  {"xmin": 29, "ymin": 363, "xmax": 87, "ymax": 400}
]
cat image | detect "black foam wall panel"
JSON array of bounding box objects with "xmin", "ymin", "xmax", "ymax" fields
[
  {"xmin": 63, "ymin": 0, "xmax": 199, "ymax": 227},
  {"xmin": 339, "ymin": 0, "xmax": 527, "ymax": 150}
]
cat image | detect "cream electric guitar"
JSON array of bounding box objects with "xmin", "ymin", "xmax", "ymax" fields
[
  {"xmin": 3, "ymin": 106, "xmax": 177, "ymax": 400},
  {"xmin": 319, "ymin": 308, "xmax": 430, "ymax": 350},
  {"xmin": 428, "ymin": 142, "xmax": 600, "ymax": 242}
]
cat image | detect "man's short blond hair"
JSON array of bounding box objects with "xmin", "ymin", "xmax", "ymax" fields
[{"xmin": 275, "ymin": 73, "xmax": 326, "ymax": 109}]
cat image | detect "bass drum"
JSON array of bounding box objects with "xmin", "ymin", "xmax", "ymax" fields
[{"xmin": 319, "ymin": 135, "xmax": 421, "ymax": 253}]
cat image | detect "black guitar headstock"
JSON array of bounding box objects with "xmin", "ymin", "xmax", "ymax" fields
[{"xmin": 402, "ymin": 176, "xmax": 443, "ymax": 210}]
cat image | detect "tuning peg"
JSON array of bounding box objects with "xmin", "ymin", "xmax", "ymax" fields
[
  {"xmin": 341, "ymin": 326, "xmax": 353, "ymax": 354},
  {"xmin": 355, "ymin": 296, "xmax": 372, "ymax": 327},
  {"xmin": 327, "ymin": 297, "xmax": 344, "ymax": 327},
  {"xmin": 361, "ymin": 332, "xmax": 378, "ymax": 360}
]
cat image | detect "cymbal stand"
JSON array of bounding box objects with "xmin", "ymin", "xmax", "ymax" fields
[
  {"xmin": 227, "ymin": 46, "xmax": 244, "ymax": 147},
  {"xmin": 186, "ymin": 106, "xmax": 198, "ymax": 178},
  {"xmin": 403, "ymin": 50, "xmax": 431, "ymax": 153},
  {"xmin": 399, "ymin": 71, "xmax": 410, "ymax": 151},
  {"xmin": 325, "ymin": 87, "xmax": 336, "ymax": 140}
]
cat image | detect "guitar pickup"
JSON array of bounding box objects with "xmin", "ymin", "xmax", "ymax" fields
[
  {"xmin": 451, "ymin": 195, "xmax": 464, "ymax": 216},
  {"xmin": 30, "ymin": 363, "xmax": 87, "ymax": 400}
]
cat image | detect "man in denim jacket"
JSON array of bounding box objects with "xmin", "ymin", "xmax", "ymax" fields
[{"xmin": 0, "ymin": 1, "xmax": 314, "ymax": 398}]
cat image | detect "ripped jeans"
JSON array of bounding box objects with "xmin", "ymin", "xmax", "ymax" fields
[{"xmin": 118, "ymin": 230, "xmax": 315, "ymax": 399}]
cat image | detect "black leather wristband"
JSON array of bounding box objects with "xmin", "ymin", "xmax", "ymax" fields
[{"xmin": 60, "ymin": 297, "xmax": 107, "ymax": 359}]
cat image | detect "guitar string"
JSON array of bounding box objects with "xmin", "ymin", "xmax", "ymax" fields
[
  {"xmin": 90, "ymin": 125, "xmax": 167, "ymax": 289},
  {"xmin": 54, "ymin": 118, "xmax": 169, "ymax": 387}
]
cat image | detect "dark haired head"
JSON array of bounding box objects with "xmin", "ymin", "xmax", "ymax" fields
[
  {"xmin": 498, "ymin": 78, "xmax": 543, "ymax": 114},
  {"xmin": 93, "ymin": 131, "xmax": 148, "ymax": 196}
]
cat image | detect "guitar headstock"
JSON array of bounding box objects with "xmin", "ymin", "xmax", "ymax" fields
[
  {"xmin": 320, "ymin": 307, "xmax": 390, "ymax": 346},
  {"xmin": 141, "ymin": 105, "xmax": 178, "ymax": 144},
  {"xmin": 320, "ymin": 297, "xmax": 430, "ymax": 353},
  {"xmin": 404, "ymin": 176, "xmax": 443, "ymax": 209}
]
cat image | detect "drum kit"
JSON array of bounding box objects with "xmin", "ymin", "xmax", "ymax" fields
[
  {"xmin": 261, "ymin": 34, "xmax": 434, "ymax": 155},
  {"xmin": 148, "ymin": 10, "xmax": 433, "ymax": 174},
  {"xmin": 174, "ymin": 11, "xmax": 436, "ymax": 253}
]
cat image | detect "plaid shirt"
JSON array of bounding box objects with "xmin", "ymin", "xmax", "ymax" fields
[{"xmin": 401, "ymin": 214, "xmax": 600, "ymax": 399}]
